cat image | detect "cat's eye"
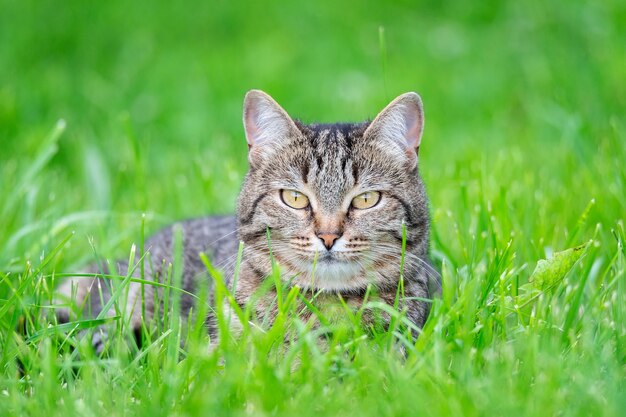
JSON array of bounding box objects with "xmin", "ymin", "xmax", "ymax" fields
[
  {"xmin": 351, "ymin": 191, "xmax": 381, "ymax": 210},
  {"xmin": 280, "ymin": 189, "xmax": 310, "ymax": 209}
]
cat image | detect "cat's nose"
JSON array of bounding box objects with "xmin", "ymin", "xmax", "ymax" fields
[{"xmin": 317, "ymin": 232, "xmax": 341, "ymax": 250}]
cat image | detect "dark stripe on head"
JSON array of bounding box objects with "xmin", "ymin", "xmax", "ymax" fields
[
  {"xmin": 352, "ymin": 163, "xmax": 359, "ymax": 185},
  {"xmin": 344, "ymin": 130, "xmax": 353, "ymax": 149},
  {"xmin": 301, "ymin": 160, "xmax": 310, "ymax": 183},
  {"xmin": 316, "ymin": 155, "xmax": 324, "ymax": 172},
  {"xmin": 341, "ymin": 154, "xmax": 348, "ymax": 174}
]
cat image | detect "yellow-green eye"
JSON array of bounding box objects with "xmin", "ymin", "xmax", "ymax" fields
[
  {"xmin": 351, "ymin": 191, "xmax": 381, "ymax": 209},
  {"xmin": 280, "ymin": 189, "xmax": 310, "ymax": 209}
]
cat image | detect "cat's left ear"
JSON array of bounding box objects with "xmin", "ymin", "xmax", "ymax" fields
[{"xmin": 364, "ymin": 92, "xmax": 424, "ymax": 169}]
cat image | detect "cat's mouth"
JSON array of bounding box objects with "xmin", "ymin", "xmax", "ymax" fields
[
  {"xmin": 315, "ymin": 250, "xmax": 358, "ymax": 265},
  {"xmin": 312, "ymin": 251, "xmax": 372, "ymax": 274},
  {"xmin": 318, "ymin": 251, "xmax": 338, "ymax": 262}
]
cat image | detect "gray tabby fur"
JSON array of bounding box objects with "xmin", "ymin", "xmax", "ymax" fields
[{"xmin": 56, "ymin": 90, "xmax": 440, "ymax": 350}]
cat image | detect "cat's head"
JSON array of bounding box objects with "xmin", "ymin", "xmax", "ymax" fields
[{"xmin": 237, "ymin": 90, "xmax": 430, "ymax": 292}]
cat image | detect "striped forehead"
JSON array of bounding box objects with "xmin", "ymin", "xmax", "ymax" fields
[{"xmin": 304, "ymin": 124, "xmax": 360, "ymax": 211}]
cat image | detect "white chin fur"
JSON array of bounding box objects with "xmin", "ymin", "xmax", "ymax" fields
[{"xmin": 291, "ymin": 259, "xmax": 372, "ymax": 292}]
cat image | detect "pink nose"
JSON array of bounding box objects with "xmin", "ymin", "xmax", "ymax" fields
[{"xmin": 317, "ymin": 233, "xmax": 340, "ymax": 250}]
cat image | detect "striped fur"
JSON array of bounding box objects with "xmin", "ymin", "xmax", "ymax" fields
[{"xmin": 56, "ymin": 90, "xmax": 439, "ymax": 350}]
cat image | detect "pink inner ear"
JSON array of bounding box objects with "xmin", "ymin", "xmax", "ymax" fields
[
  {"xmin": 404, "ymin": 105, "xmax": 423, "ymax": 151},
  {"xmin": 244, "ymin": 98, "xmax": 263, "ymax": 148},
  {"xmin": 244, "ymin": 115, "xmax": 258, "ymax": 147}
]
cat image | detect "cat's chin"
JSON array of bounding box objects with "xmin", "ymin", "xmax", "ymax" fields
[{"xmin": 291, "ymin": 257, "xmax": 373, "ymax": 292}]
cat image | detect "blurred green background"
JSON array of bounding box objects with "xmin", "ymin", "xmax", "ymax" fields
[
  {"xmin": 1, "ymin": 1, "xmax": 626, "ymax": 416},
  {"xmin": 1, "ymin": 0, "xmax": 624, "ymax": 273}
]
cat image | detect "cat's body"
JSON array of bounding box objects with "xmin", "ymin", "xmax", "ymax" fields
[
  {"xmin": 57, "ymin": 216, "xmax": 239, "ymax": 346},
  {"xmin": 57, "ymin": 90, "xmax": 439, "ymax": 350}
]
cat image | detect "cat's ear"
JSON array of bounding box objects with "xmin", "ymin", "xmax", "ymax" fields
[
  {"xmin": 364, "ymin": 92, "xmax": 424, "ymax": 169},
  {"xmin": 243, "ymin": 90, "xmax": 299, "ymax": 167}
]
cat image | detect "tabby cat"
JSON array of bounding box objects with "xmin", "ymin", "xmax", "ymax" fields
[{"xmin": 57, "ymin": 90, "xmax": 439, "ymax": 352}]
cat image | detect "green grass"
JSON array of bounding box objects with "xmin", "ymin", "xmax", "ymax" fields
[{"xmin": 1, "ymin": 0, "xmax": 625, "ymax": 415}]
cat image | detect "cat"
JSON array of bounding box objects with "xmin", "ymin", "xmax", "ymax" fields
[{"xmin": 55, "ymin": 90, "xmax": 440, "ymax": 352}]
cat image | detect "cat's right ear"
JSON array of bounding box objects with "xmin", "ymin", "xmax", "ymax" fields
[
  {"xmin": 363, "ymin": 92, "xmax": 425, "ymax": 170},
  {"xmin": 243, "ymin": 90, "xmax": 299, "ymax": 167}
]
